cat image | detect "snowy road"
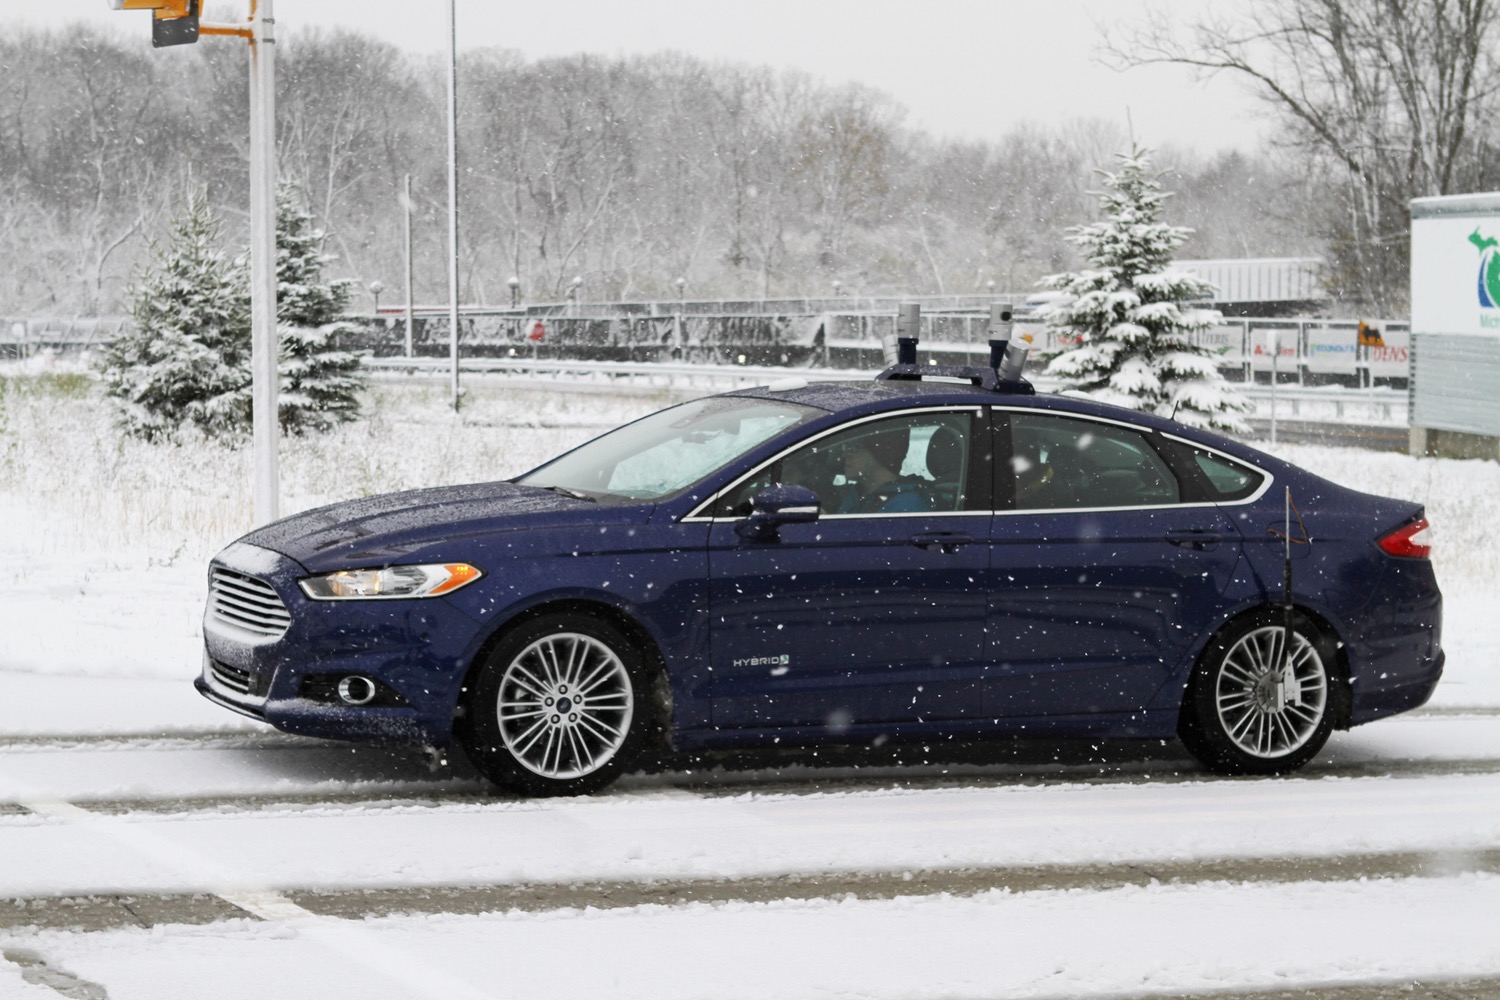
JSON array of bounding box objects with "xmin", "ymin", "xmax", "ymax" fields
[
  {"xmin": 4, "ymin": 719, "xmax": 1500, "ymax": 903},
  {"xmin": 3, "ymin": 705, "xmax": 1500, "ymax": 999}
]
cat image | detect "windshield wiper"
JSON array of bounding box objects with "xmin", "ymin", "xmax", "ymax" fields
[{"xmin": 541, "ymin": 485, "xmax": 598, "ymax": 502}]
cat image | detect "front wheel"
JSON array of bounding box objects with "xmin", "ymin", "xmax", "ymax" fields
[
  {"xmin": 1180, "ymin": 611, "xmax": 1335, "ymax": 775},
  {"xmin": 457, "ymin": 613, "xmax": 652, "ymax": 796}
]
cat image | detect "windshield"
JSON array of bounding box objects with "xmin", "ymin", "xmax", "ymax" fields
[{"xmin": 517, "ymin": 395, "xmax": 823, "ymax": 502}]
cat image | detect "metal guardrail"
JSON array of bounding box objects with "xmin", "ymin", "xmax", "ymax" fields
[
  {"xmin": 1238, "ymin": 383, "xmax": 1406, "ymax": 423},
  {"xmin": 0, "ymin": 317, "xmax": 130, "ymax": 359},
  {"xmin": 364, "ymin": 355, "xmax": 868, "ymax": 391},
  {"xmin": 362, "ymin": 356, "xmax": 1410, "ymax": 426}
]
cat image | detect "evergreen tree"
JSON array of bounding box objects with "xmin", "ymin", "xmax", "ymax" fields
[
  {"xmin": 273, "ymin": 185, "xmax": 365, "ymax": 433},
  {"xmin": 98, "ymin": 191, "xmax": 250, "ymax": 441},
  {"xmin": 1042, "ymin": 147, "xmax": 1251, "ymax": 433}
]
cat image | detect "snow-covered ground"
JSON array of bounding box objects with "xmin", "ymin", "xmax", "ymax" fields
[
  {"xmin": 9, "ymin": 876, "xmax": 1499, "ymax": 1000},
  {"xmin": 2, "ymin": 359, "xmax": 1498, "ymax": 999}
]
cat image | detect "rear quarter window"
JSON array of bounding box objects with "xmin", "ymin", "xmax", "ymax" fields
[{"xmin": 1185, "ymin": 447, "xmax": 1266, "ymax": 502}]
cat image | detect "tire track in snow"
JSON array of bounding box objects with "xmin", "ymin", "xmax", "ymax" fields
[
  {"xmin": 4, "ymin": 846, "xmax": 1498, "ymax": 932},
  {"xmin": 5, "ymin": 753, "xmax": 1500, "ymax": 819},
  {"xmin": 6, "ymin": 712, "xmax": 1500, "ymax": 817}
]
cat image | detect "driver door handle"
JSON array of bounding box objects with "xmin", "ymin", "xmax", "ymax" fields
[
  {"xmin": 911, "ymin": 532, "xmax": 975, "ymax": 553},
  {"xmin": 1165, "ymin": 529, "xmax": 1221, "ymax": 551}
]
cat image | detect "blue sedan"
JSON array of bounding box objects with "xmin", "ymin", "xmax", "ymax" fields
[{"xmin": 196, "ymin": 362, "xmax": 1442, "ymax": 795}]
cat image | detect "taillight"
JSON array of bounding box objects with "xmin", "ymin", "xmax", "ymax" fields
[{"xmin": 1378, "ymin": 518, "xmax": 1432, "ymax": 559}]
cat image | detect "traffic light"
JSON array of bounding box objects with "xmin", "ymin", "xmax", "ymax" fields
[{"xmin": 108, "ymin": 0, "xmax": 201, "ymax": 47}]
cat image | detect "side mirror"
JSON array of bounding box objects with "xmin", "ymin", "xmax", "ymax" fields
[{"xmin": 735, "ymin": 484, "xmax": 821, "ymax": 540}]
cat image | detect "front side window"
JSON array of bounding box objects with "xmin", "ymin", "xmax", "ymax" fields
[
  {"xmin": 713, "ymin": 410, "xmax": 978, "ymax": 517},
  {"xmin": 1006, "ymin": 412, "xmax": 1180, "ymax": 511},
  {"xmin": 519, "ymin": 396, "xmax": 822, "ymax": 502}
]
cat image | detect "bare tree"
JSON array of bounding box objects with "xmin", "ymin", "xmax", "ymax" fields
[
  {"xmin": 793, "ymin": 83, "xmax": 901, "ymax": 271},
  {"xmin": 464, "ymin": 54, "xmax": 640, "ymax": 301},
  {"xmin": 1, "ymin": 24, "xmax": 1400, "ymax": 314},
  {"xmin": 706, "ymin": 67, "xmax": 814, "ymax": 298},
  {"xmin": 619, "ymin": 54, "xmax": 719, "ymax": 299},
  {"xmin": 1163, "ymin": 148, "xmax": 1323, "ymax": 260},
  {"xmin": 1111, "ymin": 0, "xmax": 1500, "ymax": 310},
  {"xmin": 0, "ymin": 28, "xmax": 186, "ymax": 312},
  {"xmin": 279, "ymin": 29, "xmax": 434, "ymax": 307}
]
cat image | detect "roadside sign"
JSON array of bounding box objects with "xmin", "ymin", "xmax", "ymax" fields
[
  {"xmin": 1411, "ymin": 193, "xmax": 1500, "ymax": 337},
  {"xmin": 1364, "ymin": 329, "xmax": 1411, "ymax": 379},
  {"xmin": 1305, "ymin": 324, "xmax": 1358, "ymax": 375},
  {"xmin": 1249, "ymin": 325, "xmax": 1297, "ymax": 372}
]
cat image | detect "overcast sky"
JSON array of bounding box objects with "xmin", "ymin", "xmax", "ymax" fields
[{"xmin": 12, "ymin": 0, "xmax": 1266, "ymax": 154}]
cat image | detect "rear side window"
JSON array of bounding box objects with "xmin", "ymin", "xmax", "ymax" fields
[{"xmin": 1006, "ymin": 413, "xmax": 1180, "ymax": 511}]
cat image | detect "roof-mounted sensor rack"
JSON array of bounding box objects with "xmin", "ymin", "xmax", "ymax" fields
[{"xmin": 875, "ymin": 302, "xmax": 1036, "ymax": 395}]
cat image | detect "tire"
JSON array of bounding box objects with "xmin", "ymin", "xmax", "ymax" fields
[
  {"xmin": 457, "ymin": 612, "xmax": 653, "ymax": 797},
  {"xmin": 1179, "ymin": 610, "xmax": 1336, "ymax": 775}
]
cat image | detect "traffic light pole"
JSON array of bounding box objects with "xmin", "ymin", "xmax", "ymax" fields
[
  {"xmin": 204, "ymin": 4, "xmax": 278, "ymax": 523},
  {"xmin": 246, "ymin": 0, "xmax": 278, "ymax": 524},
  {"xmin": 115, "ymin": 0, "xmax": 280, "ymax": 526}
]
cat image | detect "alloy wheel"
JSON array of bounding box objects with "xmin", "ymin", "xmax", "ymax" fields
[
  {"xmin": 496, "ymin": 632, "xmax": 636, "ymax": 779},
  {"xmin": 1213, "ymin": 624, "xmax": 1328, "ymax": 759}
]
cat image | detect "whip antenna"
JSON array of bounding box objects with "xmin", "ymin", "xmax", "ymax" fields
[{"xmin": 1273, "ymin": 487, "xmax": 1303, "ymax": 696}]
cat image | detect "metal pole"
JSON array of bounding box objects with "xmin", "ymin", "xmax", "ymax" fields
[
  {"xmin": 403, "ymin": 173, "xmax": 414, "ymax": 359},
  {"xmin": 249, "ymin": 0, "xmax": 278, "ymax": 524},
  {"xmin": 1269, "ymin": 328, "xmax": 1279, "ymax": 446},
  {"xmin": 446, "ymin": 0, "xmax": 461, "ymax": 411}
]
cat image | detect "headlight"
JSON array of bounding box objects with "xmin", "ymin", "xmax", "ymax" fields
[{"xmin": 298, "ymin": 563, "xmax": 483, "ymax": 600}]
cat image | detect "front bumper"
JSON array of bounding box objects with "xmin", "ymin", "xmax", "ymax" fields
[{"xmin": 197, "ymin": 542, "xmax": 486, "ymax": 747}]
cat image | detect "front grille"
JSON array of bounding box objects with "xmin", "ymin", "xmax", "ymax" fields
[
  {"xmin": 209, "ymin": 659, "xmax": 254, "ymax": 695},
  {"xmin": 209, "ymin": 567, "xmax": 291, "ymax": 639}
]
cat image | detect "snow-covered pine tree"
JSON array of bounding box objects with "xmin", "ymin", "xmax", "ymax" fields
[
  {"xmin": 1041, "ymin": 146, "xmax": 1251, "ymax": 433},
  {"xmin": 98, "ymin": 190, "xmax": 250, "ymax": 441},
  {"xmin": 273, "ymin": 184, "xmax": 364, "ymax": 434}
]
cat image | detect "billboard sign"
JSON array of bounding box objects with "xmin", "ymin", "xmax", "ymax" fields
[
  {"xmin": 1248, "ymin": 325, "xmax": 1298, "ymax": 372},
  {"xmin": 1411, "ymin": 192, "xmax": 1500, "ymax": 336},
  {"xmin": 1198, "ymin": 324, "xmax": 1246, "ymax": 365},
  {"xmin": 1362, "ymin": 326, "xmax": 1411, "ymax": 378},
  {"xmin": 1304, "ymin": 324, "xmax": 1358, "ymax": 374}
]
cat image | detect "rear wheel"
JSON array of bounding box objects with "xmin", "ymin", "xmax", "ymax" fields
[
  {"xmin": 1180, "ymin": 611, "xmax": 1334, "ymax": 775},
  {"xmin": 457, "ymin": 613, "xmax": 651, "ymax": 796}
]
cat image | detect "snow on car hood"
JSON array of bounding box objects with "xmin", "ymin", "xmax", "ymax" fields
[{"xmin": 236, "ymin": 481, "xmax": 610, "ymax": 570}]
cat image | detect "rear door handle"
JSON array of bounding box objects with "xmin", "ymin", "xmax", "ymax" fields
[
  {"xmin": 911, "ymin": 532, "xmax": 975, "ymax": 553},
  {"xmin": 1165, "ymin": 529, "xmax": 1221, "ymax": 551}
]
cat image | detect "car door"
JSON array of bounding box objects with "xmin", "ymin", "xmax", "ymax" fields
[
  {"xmin": 984, "ymin": 409, "xmax": 1244, "ymax": 719},
  {"xmin": 703, "ymin": 407, "xmax": 992, "ymax": 730}
]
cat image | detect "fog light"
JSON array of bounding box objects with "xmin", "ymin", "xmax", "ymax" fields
[
  {"xmin": 299, "ymin": 674, "xmax": 408, "ymax": 708},
  {"xmin": 336, "ymin": 675, "xmax": 378, "ymax": 706}
]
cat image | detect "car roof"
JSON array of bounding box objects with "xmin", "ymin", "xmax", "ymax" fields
[
  {"xmin": 729, "ymin": 377, "xmax": 990, "ymax": 411},
  {"xmin": 729, "ymin": 376, "xmax": 1176, "ymax": 427}
]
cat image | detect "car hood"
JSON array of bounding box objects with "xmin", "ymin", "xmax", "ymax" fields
[{"xmin": 236, "ymin": 481, "xmax": 614, "ymax": 570}]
